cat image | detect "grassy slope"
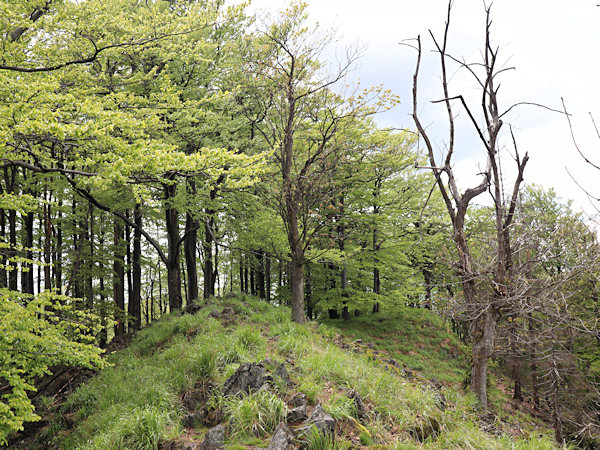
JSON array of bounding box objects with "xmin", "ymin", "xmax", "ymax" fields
[
  {"xmin": 35, "ymin": 296, "xmax": 556, "ymax": 449},
  {"xmin": 321, "ymin": 308, "xmax": 468, "ymax": 385}
]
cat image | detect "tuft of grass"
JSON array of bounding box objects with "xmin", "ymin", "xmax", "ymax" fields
[
  {"xmin": 225, "ymin": 389, "xmax": 287, "ymax": 438},
  {"xmin": 323, "ymin": 393, "xmax": 358, "ymax": 421},
  {"xmin": 84, "ymin": 406, "xmax": 178, "ymax": 450}
]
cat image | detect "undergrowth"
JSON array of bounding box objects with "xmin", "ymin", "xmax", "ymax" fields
[{"xmin": 35, "ymin": 295, "xmax": 557, "ymax": 449}]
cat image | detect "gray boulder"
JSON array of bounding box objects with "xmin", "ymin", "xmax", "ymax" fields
[
  {"xmin": 223, "ymin": 362, "xmax": 266, "ymax": 397},
  {"xmin": 307, "ymin": 404, "xmax": 335, "ymax": 434},
  {"xmin": 267, "ymin": 422, "xmax": 296, "ymax": 449},
  {"xmin": 199, "ymin": 424, "xmax": 226, "ymax": 449}
]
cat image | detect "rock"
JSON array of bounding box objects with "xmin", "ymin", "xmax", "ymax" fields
[
  {"xmin": 199, "ymin": 424, "xmax": 226, "ymax": 449},
  {"xmin": 348, "ymin": 390, "xmax": 367, "ymax": 420},
  {"xmin": 221, "ymin": 307, "xmax": 235, "ymax": 316},
  {"xmin": 207, "ymin": 310, "xmax": 221, "ymax": 319},
  {"xmin": 366, "ymin": 342, "xmax": 375, "ymax": 350},
  {"xmin": 355, "ymin": 339, "xmax": 363, "ymax": 345},
  {"xmin": 287, "ymin": 405, "xmax": 308, "ymax": 423},
  {"xmin": 275, "ymin": 363, "xmax": 291, "ymax": 386},
  {"xmin": 267, "ymin": 422, "xmax": 295, "ymax": 449},
  {"xmin": 185, "ymin": 302, "xmax": 203, "ymax": 315},
  {"xmin": 290, "ymin": 392, "xmax": 308, "ymax": 408},
  {"xmin": 223, "ymin": 362, "xmax": 266, "ymax": 397},
  {"xmin": 307, "ymin": 404, "xmax": 335, "ymax": 434},
  {"xmin": 225, "ymin": 291, "xmax": 237, "ymax": 299}
]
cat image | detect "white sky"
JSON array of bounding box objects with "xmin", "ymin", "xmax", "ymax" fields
[{"xmin": 231, "ymin": 0, "xmax": 600, "ymax": 218}]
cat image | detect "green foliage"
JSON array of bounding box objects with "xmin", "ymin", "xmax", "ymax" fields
[
  {"xmin": 0, "ymin": 290, "xmax": 104, "ymax": 444},
  {"xmin": 225, "ymin": 389, "xmax": 287, "ymax": 439}
]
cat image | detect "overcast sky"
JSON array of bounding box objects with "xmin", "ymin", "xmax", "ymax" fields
[{"xmin": 231, "ymin": 0, "xmax": 600, "ymax": 218}]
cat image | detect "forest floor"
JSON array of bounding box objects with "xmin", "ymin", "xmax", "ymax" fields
[{"xmin": 6, "ymin": 295, "xmax": 558, "ymax": 449}]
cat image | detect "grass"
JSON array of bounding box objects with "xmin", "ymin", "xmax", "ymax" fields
[
  {"xmin": 321, "ymin": 306, "xmax": 469, "ymax": 384},
  {"xmin": 35, "ymin": 295, "xmax": 557, "ymax": 449}
]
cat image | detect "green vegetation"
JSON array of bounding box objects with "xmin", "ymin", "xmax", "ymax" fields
[
  {"xmin": 322, "ymin": 307, "xmax": 468, "ymax": 384},
  {"xmin": 33, "ymin": 296, "xmax": 556, "ymax": 449}
]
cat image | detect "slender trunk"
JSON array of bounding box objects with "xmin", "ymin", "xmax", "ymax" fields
[
  {"xmin": 257, "ymin": 249, "xmax": 265, "ymax": 299},
  {"xmin": 0, "ymin": 206, "xmax": 6, "ymax": 288},
  {"xmin": 3, "ymin": 167, "xmax": 18, "ymax": 291},
  {"xmin": 470, "ymin": 307, "xmax": 497, "ymax": 408},
  {"xmin": 203, "ymin": 218, "xmax": 215, "ymax": 298},
  {"xmin": 184, "ymin": 213, "xmax": 199, "ymax": 302},
  {"xmin": 113, "ymin": 220, "xmax": 125, "ymax": 337},
  {"xmin": 86, "ymin": 202, "xmax": 94, "ymax": 308},
  {"xmin": 290, "ymin": 254, "xmax": 305, "ymax": 323},
  {"xmin": 126, "ymin": 210, "xmax": 133, "ymax": 329},
  {"xmin": 131, "ymin": 205, "xmax": 142, "ymax": 330},
  {"xmin": 244, "ymin": 259, "xmax": 249, "ymax": 294},
  {"xmin": 250, "ymin": 259, "xmax": 255, "ymax": 295},
  {"xmin": 165, "ymin": 181, "xmax": 182, "ymax": 311},
  {"xmin": 21, "ymin": 208, "xmax": 35, "ymax": 295},
  {"xmin": 305, "ymin": 263, "xmax": 312, "ymax": 319},
  {"xmin": 43, "ymin": 197, "xmax": 52, "ymax": 291},
  {"xmin": 99, "ymin": 217, "xmax": 107, "ymax": 347},
  {"xmin": 55, "ymin": 197, "xmax": 63, "ymax": 292},
  {"xmin": 239, "ymin": 254, "xmax": 244, "ymax": 292}
]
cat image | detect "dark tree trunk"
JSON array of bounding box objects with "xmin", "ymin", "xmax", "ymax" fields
[
  {"xmin": 113, "ymin": 219, "xmax": 125, "ymax": 337},
  {"xmin": 98, "ymin": 217, "xmax": 107, "ymax": 348},
  {"xmin": 130, "ymin": 205, "xmax": 142, "ymax": 330},
  {"xmin": 184, "ymin": 212, "xmax": 199, "ymax": 302},
  {"xmin": 305, "ymin": 263, "xmax": 313, "ymax": 320},
  {"xmin": 55, "ymin": 197, "xmax": 63, "ymax": 292},
  {"xmin": 0, "ymin": 206, "xmax": 6, "ymax": 288},
  {"xmin": 203, "ymin": 218, "xmax": 215, "ymax": 298},
  {"xmin": 250, "ymin": 259, "xmax": 255, "ymax": 296},
  {"xmin": 290, "ymin": 254, "xmax": 305, "ymax": 323},
  {"xmin": 257, "ymin": 249, "xmax": 266, "ymax": 299},
  {"xmin": 165, "ymin": 181, "xmax": 182, "ymax": 311},
  {"xmin": 240, "ymin": 252, "xmax": 241, "ymax": 292},
  {"xmin": 43, "ymin": 197, "xmax": 52, "ymax": 291},
  {"xmin": 21, "ymin": 208, "xmax": 35, "ymax": 295},
  {"xmin": 85, "ymin": 202, "xmax": 94, "ymax": 308},
  {"xmin": 244, "ymin": 259, "xmax": 249, "ymax": 294}
]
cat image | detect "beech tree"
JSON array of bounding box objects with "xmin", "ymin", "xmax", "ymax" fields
[{"xmin": 243, "ymin": 3, "xmax": 394, "ymax": 323}]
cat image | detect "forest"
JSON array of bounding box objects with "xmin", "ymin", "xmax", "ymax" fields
[{"xmin": 2, "ymin": 0, "xmax": 600, "ymax": 448}]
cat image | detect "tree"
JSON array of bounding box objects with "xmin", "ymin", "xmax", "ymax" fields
[
  {"xmin": 243, "ymin": 3, "xmax": 393, "ymax": 322},
  {"xmin": 410, "ymin": 3, "xmax": 528, "ymax": 407}
]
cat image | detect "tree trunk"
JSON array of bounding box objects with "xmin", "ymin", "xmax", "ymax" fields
[
  {"xmin": 257, "ymin": 249, "xmax": 266, "ymax": 299},
  {"xmin": 470, "ymin": 307, "xmax": 498, "ymax": 408},
  {"xmin": 203, "ymin": 218, "xmax": 215, "ymax": 298},
  {"xmin": 113, "ymin": 219, "xmax": 125, "ymax": 337},
  {"xmin": 131, "ymin": 205, "xmax": 142, "ymax": 330},
  {"xmin": 165, "ymin": 181, "xmax": 182, "ymax": 311},
  {"xmin": 21, "ymin": 208, "xmax": 35, "ymax": 295},
  {"xmin": 184, "ymin": 213, "xmax": 199, "ymax": 302},
  {"xmin": 290, "ymin": 254, "xmax": 305, "ymax": 323}
]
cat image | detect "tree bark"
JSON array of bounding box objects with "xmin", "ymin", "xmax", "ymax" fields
[
  {"xmin": 113, "ymin": 219, "xmax": 125, "ymax": 337},
  {"xmin": 184, "ymin": 212, "xmax": 199, "ymax": 302},
  {"xmin": 165, "ymin": 181, "xmax": 182, "ymax": 311},
  {"xmin": 131, "ymin": 204, "xmax": 142, "ymax": 330}
]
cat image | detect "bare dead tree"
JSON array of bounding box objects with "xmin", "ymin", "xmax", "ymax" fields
[{"xmin": 410, "ymin": 2, "xmax": 529, "ymax": 407}]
